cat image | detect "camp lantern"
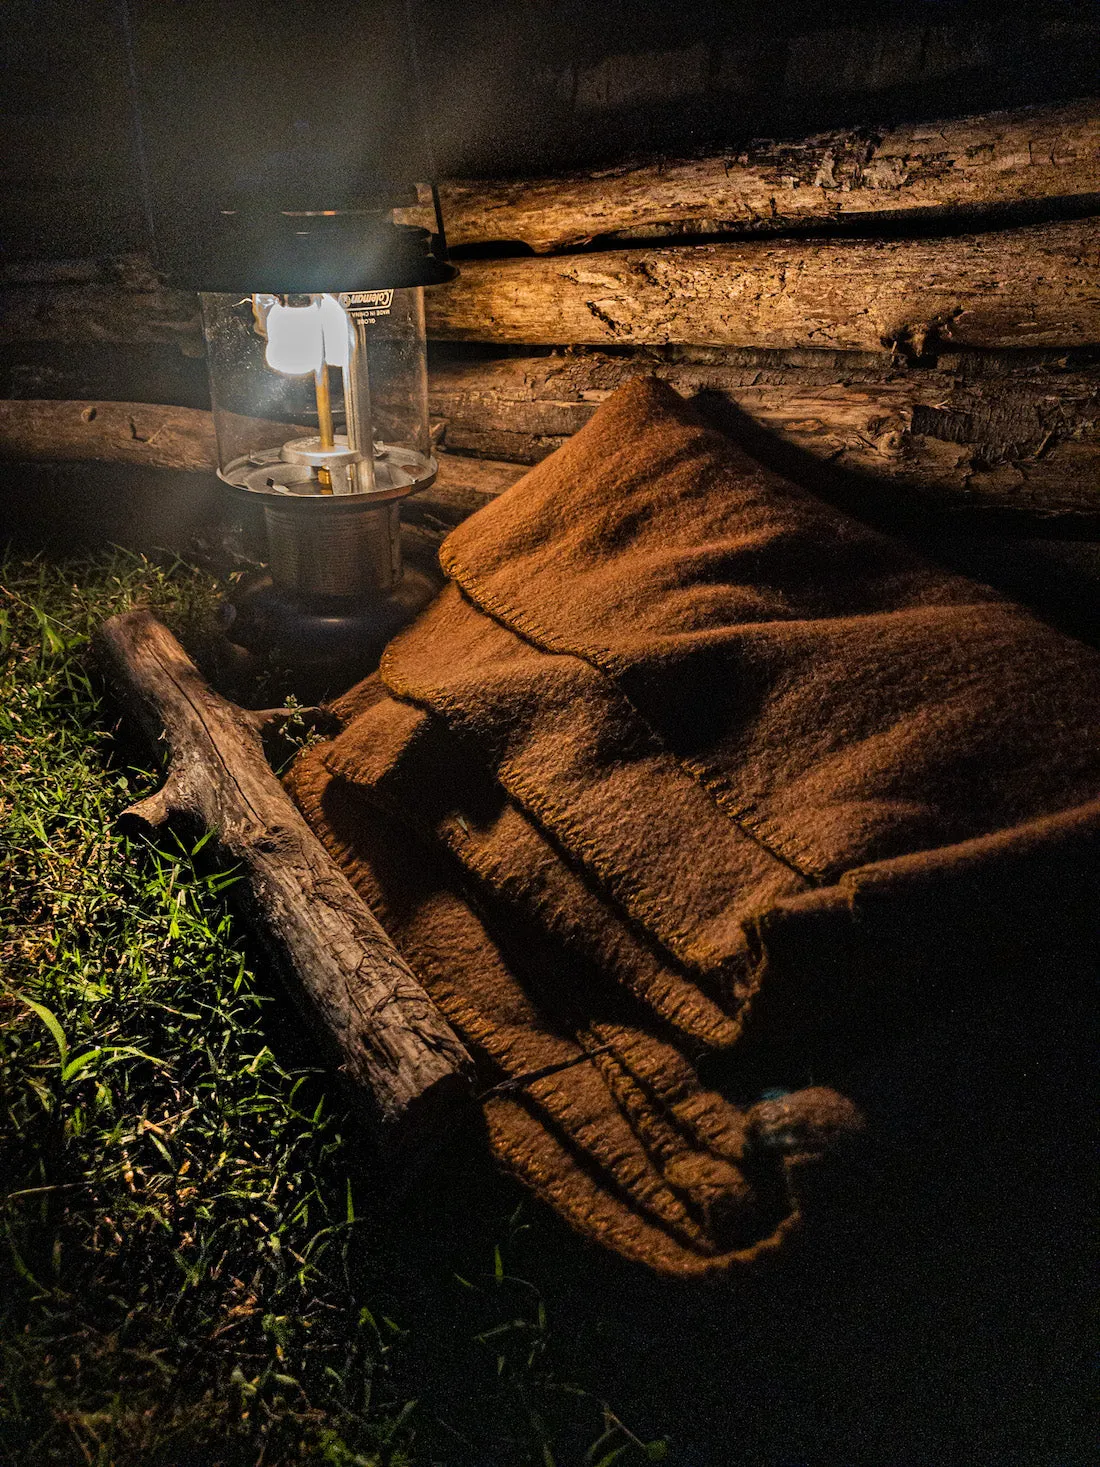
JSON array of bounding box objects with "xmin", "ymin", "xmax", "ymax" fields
[
  {"xmin": 194, "ymin": 193, "xmax": 456, "ymax": 666},
  {"xmin": 114, "ymin": 2, "xmax": 459, "ymax": 673},
  {"xmin": 201, "ymin": 277, "xmax": 433, "ymax": 587}
]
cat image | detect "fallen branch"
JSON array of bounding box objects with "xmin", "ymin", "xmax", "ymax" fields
[{"xmin": 96, "ymin": 609, "xmax": 475, "ymax": 1177}]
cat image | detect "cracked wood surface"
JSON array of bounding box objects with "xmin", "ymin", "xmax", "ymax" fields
[
  {"xmin": 4, "ymin": 372, "xmax": 1100, "ymax": 521},
  {"xmin": 2, "ymin": 217, "xmax": 1096, "ymax": 359},
  {"xmin": 424, "ymin": 218, "xmax": 1100, "ymax": 353},
  {"xmin": 397, "ymin": 100, "xmax": 1100, "ymax": 253},
  {"xmin": 426, "ymin": 353, "xmax": 1100, "ymax": 520},
  {"xmin": 95, "ymin": 609, "xmax": 475, "ymax": 1174}
]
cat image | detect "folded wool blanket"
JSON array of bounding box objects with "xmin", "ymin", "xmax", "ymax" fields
[{"xmin": 287, "ymin": 378, "xmax": 1100, "ymax": 1277}]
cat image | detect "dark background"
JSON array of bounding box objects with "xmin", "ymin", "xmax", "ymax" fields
[{"xmin": 3, "ymin": 0, "xmax": 1099, "ymax": 261}]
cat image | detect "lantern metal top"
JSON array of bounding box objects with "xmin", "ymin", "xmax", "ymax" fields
[{"xmin": 165, "ymin": 205, "xmax": 456, "ymax": 295}]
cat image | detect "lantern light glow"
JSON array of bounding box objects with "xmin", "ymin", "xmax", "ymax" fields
[
  {"xmin": 197, "ymin": 182, "xmax": 456, "ymax": 668},
  {"xmin": 263, "ymin": 294, "xmax": 351, "ymax": 375}
]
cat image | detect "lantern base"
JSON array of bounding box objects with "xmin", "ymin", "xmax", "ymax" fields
[{"xmin": 220, "ymin": 568, "xmax": 437, "ymax": 695}]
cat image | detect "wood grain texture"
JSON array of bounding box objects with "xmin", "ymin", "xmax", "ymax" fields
[
  {"xmin": 424, "ymin": 218, "xmax": 1100, "ymax": 353},
  {"xmin": 0, "ymin": 398, "xmax": 525, "ymax": 502},
  {"xmin": 5, "ymin": 370, "xmax": 1100, "ymax": 522},
  {"xmin": 95, "ymin": 609, "xmax": 475, "ymax": 1173},
  {"xmin": 398, "ymin": 101, "xmax": 1100, "ymax": 253},
  {"xmin": 3, "ymin": 219, "xmax": 1096, "ymax": 359},
  {"xmin": 0, "ymin": 398, "xmax": 527, "ymax": 499},
  {"xmin": 428, "ymin": 353, "xmax": 1100, "ymax": 518},
  {"xmin": 0, "ymin": 399, "xmax": 217, "ymax": 470}
]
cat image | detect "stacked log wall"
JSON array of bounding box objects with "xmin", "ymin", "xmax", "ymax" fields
[
  {"xmin": 0, "ymin": 99, "xmax": 1098, "ymax": 575},
  {"xmin": 407, "ymin": 99, "xmax": 1100, "ymax": 537}
]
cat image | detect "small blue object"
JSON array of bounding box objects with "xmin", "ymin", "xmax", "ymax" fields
[{"xmin": 758, "ymin": 1086, "xmax": 791, "ymax": 1102}]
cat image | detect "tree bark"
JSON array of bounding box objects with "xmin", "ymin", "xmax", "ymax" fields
[
  {"xmin": 424, "ymin": 219, "xmax": 1100, "ymax": 353},
  {"xmin": 95, "ymin": 609, "xmax": 475, "ymax": 1176},
  {"xmin": 0, "ymin": 395, "xmax": 523, "ymax": 534},
  {"xmin": 5, "ymin": 222, "xmax": 1099, "ymax": 363},
  {"xmin": 3, "ymin": 218, "xmax": 1096, "ymax": 358},
  {"xmin": 397, "ymin": 101, "xmax": 1100, "ymax": 253},
  {"xmin": 428, "ymin": 353, "xmax": 1100, "ymax": 520},
  {"xmin": 0, "ymin": 398, "xmax": 217, "ymax": 470}
]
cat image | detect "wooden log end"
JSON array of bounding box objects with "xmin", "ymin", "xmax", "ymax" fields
[{"xmin": 117, "ymin": 781, "xmax": 187, "ymax": 835}]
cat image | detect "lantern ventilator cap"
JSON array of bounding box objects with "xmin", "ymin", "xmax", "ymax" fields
[{"xmin": 170, "ymin": 203, "xmax": 456, "ymax": 295}]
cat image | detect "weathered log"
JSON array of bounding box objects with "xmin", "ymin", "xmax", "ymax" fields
[
  {"xmin": 424, "ymin": 218, "xmax": 1100, "ymax": 353},
  {"xmin": 0, "ymin": 396, "xmax": 523, "ymax": 532},
  {"xmin": 4, "ymin": 219, "xmax": 1098, "ymax": 362},
  {"xmin": 428, "ymin": 353, "xmax": 1100, "ymax": 519},
  {"xmin": 5, "ymin": 378, "xmax": 1100, "ymax": 523},
  {"xmin": 0, "ymin": 280, "xmax": 202, "ymax": 353},
  {"xmin": 398, "ymin": 100, "xmax": 1100, "ymax": 253},
  {"xmin": 426, "ymin": 449, "xmax": 526, "ymax": 505},
  {"xmin": 95, "ymin": 609, "xmax": 475, "ymax": 1174},
  {"xmin": 0, "ymin": 396, "xmax": 524, "ymax": 505},
  {"xmin": 0, "ymin": 340, "xmax": 211, "ymax": 414},
  {"xmin": 0, "ymin": 398, "xmax": 217, "ymax": 471}
]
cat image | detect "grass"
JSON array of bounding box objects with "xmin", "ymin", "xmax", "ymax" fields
[
  {"xmin": 4, "ymin": 550, "xmax": 1091, "ymax": 1467},
  {"xmin": 0, "ymin": 552, "xmax": 672, "ymax": 1467}
]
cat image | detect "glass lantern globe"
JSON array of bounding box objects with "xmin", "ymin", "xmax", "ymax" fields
[
  {"xmin": 188, "ymin": 198, "xmax": 455, "ymax": 673},
  {"xmin": 201, "ymin": 282, "xmax": 433, "ymax": 600}
]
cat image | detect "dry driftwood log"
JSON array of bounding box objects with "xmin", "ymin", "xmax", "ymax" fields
[
  {"xmin": 424, "ymin": 218, "xmax": 1100, "ymax": 354},
  {"xmin": 96, "ymin": 609, "xmax": 475, "ymax": 1174},
  {"xmin": 4, "ymin": 379, "xmax": 1100, "ymax": 524},
  {"xmin": 398, "ymin": 100, "xmax": 1100, "ymax": 253},
  {"xmin": 428, "ymin": 353, "xmax": 1100, "ymax": 519},
  {"xmin": 4, "ymin": 222, "xmax": 1098, "ymax": 363}
]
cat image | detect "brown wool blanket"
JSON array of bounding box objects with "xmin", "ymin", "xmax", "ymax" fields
[{"xmin": 287, "ymin": 378, "xmax": 1100, "ymax": 1277}]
